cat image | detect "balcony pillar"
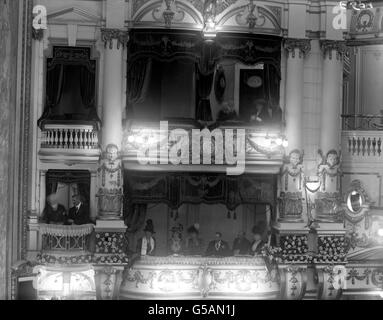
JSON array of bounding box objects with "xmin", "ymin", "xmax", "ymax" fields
[
  {"xmin": 319, "ymin": 40, "xmax": 345, "ymax": 155},
  {"xmin": 94, "ymin": 30, "xmax": 129, "ymax": 277},
  {"xmin": 315, "ymin": 41, "xmax": 346, "ymax": 224},
  {"xmin": 97, "ymin": 29, "xmax": 129, "ymax": 221},
  {"xmin": 284, "ymin": 38, "xmax": 311, "ymax": 153},
  {"xmin": 277, "ymin": 39, "xmax": 310, "ymax": 225}
]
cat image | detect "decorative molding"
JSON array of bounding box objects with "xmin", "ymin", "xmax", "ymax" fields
[
  {"xmin": 100, "ymin": 29, "xmax": 129, "ymax": 50},
  {"xmin": 32, "ymin": 28, "xmax": 44, "ymax": 41},
  {"xmin": 283, "ymin": 38, "xmax": 311, "ymax": 58},
  {"xmin": 279, "ymin": 265, "xmax": 307, "ymax": 300},
  {"xmin": 320, "ymin": 40, "xmax": 347, "ymax": 60}
]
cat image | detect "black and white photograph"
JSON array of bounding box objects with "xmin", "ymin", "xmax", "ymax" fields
[{"xmin": 1, "ymin": 0, "xmax": 383, "ymax": 308}]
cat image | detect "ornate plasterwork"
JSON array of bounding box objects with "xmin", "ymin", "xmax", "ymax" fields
[
  {"xmin": 153, "ymin": 0, "xmax": 185, "ymax": 28},
  {"xmin": 100, "ymin": 29, "xmax": 129, "ymax": 50},
  {"xmin": 320, "ymin": 40, "xmax": 347, "ymax": 60},
  {"xmin": 283, "ymin": 38, "xmax": 311, "ymax": 58}
]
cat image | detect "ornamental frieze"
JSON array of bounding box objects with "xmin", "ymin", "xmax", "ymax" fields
[
  {"xmin": 101, "ymin": 28, "xmax": 129, "ymax": 50},
  {"xmin": 283, "ymin": 38, "xmax": 311, "ymax": 58},
  {"xmin": 320, "ymin": 40, "xmax": 347, "ymax": 60}
]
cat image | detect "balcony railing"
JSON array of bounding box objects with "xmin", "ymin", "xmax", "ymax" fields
[
  {"xmin": 39, "ymin": 121, "xmax": 101, "ymax": 163},
  {"xmin": 39, "ymin": 224, "xmax": 94, "ymax": 254},
  {"xmin": 342, "ymin": 115, "xmax": 383, "ymax": 162},
  {"xmin": 122, "ymin": 121, "xmax": 286, "ymax": 174},
  {"xmin": 342, "ymin": 114, "xmax": 383, "ymax": 131},
  {"xmin": 41, "ymin": 124, "xmax": 99, "ymax": 149}
]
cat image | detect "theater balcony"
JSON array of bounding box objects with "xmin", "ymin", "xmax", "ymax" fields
[
  {"xmin": 38, "ymin": 121, "xmax": 101, "ymax": 164},
  {"xmin": 36, "ymin": 223, "xmax": 94, "ymax": 265},
  {"xmin": 122, "ymin": 120, "xmax": 287, "ymax": 175},
  {"xmin": 341, "ymin": 115, "xmax": 383, "ymax": 169}
]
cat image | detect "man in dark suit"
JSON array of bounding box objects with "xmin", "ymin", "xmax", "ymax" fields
[
  {"xmin": 205, "ymin": 232, "xmax": 231, "ymax": 257},
  {"xmin": 232, "ymin": 231, "xmax": 251, "ymax": 255},
  {"xmin": 67, "ymin": 194, "xmax": 90, "ymax": 225}
]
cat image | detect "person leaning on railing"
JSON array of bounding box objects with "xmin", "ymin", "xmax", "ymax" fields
[
  {"xmin": 65, "ymin": 194, "xmax": 91, "ymax": 225},
  {"xmin": 41, "ymin": 193, "xmax": 67, "ymax": 224}
]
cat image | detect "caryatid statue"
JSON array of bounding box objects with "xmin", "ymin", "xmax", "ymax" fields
[
  {"xmin": 97, "ymin": 144, "xmax": 123, "ymax": 220},
  {"xmin": 315, "ymin": 149, "xmax": 343, "ymax": 221},
  {"xmin": 279, "ymin": 149, "xmax": 305, "ymax": 221}
]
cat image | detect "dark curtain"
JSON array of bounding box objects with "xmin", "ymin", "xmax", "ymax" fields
[
  {"xmin": 77, "ymin": 183, "xmax": 90, "ymax": 206},
  {"xmin": 45, "ymin": 64, "xmax": 66, "ymax": 111},
  {"xmin": 124, "ymin": 203, "xmax": 147, "ymax": 233},
  {"xmin": 79, "ymin": 65, "xmax": 95, "ymax": 109},
  {"xmin": 195, "ymin": 66, "xmax": 214, "ymax": 121},
  {"xmin": 264, "ymin": 63, "xmax": 280, "ymax": 108},
  {"xmin": 126, "ymin": 59, "xmax": 150, "ymax": 117},
  {"xmin": 264, "ymin": 63, "xmax": 282, "ymax": 122},
  {"xmin": 46, "ymin": 182, "xmax": 58, "ymax": 196}
]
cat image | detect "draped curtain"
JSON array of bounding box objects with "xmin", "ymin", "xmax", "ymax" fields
[
  {"xmin": 126, "ymin": 58, "xmax": 152, "ymax": 117},
  {"xmin": 195, "ymin": 66, "xmax": 214, "ymax": 121},
  {"xmin": 263, "ymin": 63, "xmax": 282, "ymax": 122},
  {"xmin": 45, "ymin": 64, "xmax": 65, "ymax": 111},
  {"xmin": 79, "ymin": 65, "xmax": 96, "ymax": 109},
  {"xmin": 124, "ymin": 203, "xmax": 147, "ymax": 233}
]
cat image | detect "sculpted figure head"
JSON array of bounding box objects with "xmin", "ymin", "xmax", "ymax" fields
[
  {"xmin": 105, "ymin": 144, "xmax": 119, "ymax": 162},
  {"xmin": 289, "ymin": 149, "xmax": 302, "ymax": 168},
  {"xmin": 326, "ymin": 149, "xmax": 339, "ymax": 168}
]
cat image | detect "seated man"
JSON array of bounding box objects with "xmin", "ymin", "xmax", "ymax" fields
[
  {"xmin": 205, "ymin": 232, "xmax": 231, "ymax": 257},
  {"xmin": 41, "ymin": 193, "xmax": 67, "ymax": 224},
  {"xmin": 232, "ymin": 231, "xmax": 251, "ymax": 255},
  {"xmin": 184, "ymin": 224, "xmax": 204, "ymax": 255},
  {"xmin": 251, "ymin": 225, "xmax": 265, "ymax": 255},
  {"xmin": 67, "ymin": 194, "xmax": 90, "ymax": 225},
  {"xmin": 249, "ymin": 99, "xmax": 272, "ymax": 123}
]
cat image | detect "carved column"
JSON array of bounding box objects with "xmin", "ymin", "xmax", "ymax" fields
[
  {"xmin": 319, "ymin": 40, "xmax": 346, "ymax": 154},
  {"xmin": 94, "ymin": 266, "xmax": 124, "ymax": 300},
  {"xmin": 279, "ymin": 265, "xmax": 307, "ymax": 300},
  {"xmin": 94, "ymin": 29, "xmax": 129, "ymax": 274},
  {"xmin": 315, "ymin": 264, "xmax": 345, "ymax": 300},
  {"xmin": 283, "ymin": 38, "xmax": 311, "ymax": 153},
  {"xmin": 97, "ymin": 29, "xmax": 128, "ymax": 221},
  {"xmin": 315, "ymin": 41, "xmax": 346, "ymax": 223},
  {"xmin": 277, "ymin": 39, "xmax": 310, "ymax": 227}
]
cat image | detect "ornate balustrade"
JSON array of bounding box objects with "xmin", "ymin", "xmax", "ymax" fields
[
  {"xmin": 342, "ymin": 114, "xmax": 383, "ymax": 131},
  {"xmin": 39, "ymin": 122, "xmax": 101, "ymax": 163},
  {"xmin": 38, "ymin": 224, "xmax": 94, "ymax": 265},
  {"xmin": 341, "ymin": 130, "xmax": 383, "ymax": 161},
  {"xmin": 122, "ymin": 122, "xmax": 286, "ymax": 174},
  {"xmin": 41, "ymin": 123, "xmax": 99, "ymax": 149},
  {"xmin": 119, "ymin": 255, "xmax": 280, "ymax": 300}
]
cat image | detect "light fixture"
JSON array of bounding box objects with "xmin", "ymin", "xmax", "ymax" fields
[
  {"xmin": 304, "ymin": 176, "xmax": 321, "ymax": 194},
  {"xmin": 127, "ymin": 135, "xmax": 135, "ymax": 143},
  {"xmin": 203, "ymin": 19, "xmax": 217, "ymax": 40},
  {"xmin": 276, "ymin": 138, "xmax": 283, "ymax": 146},
  {"xmin": 377, "ymin": 228, "xmax": 383, "ymax": 237},
  {"xmin": 282, "ymin": 139, "xmax": 288, "ymax": 148}
]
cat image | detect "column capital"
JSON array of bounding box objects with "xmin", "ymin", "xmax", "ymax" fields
[
  {"xmin": 101, "ymin": 28, "xmax": 129, "ymax": 50},
  {"xmin": 320, "ymin": 40, "xmax": 347, "ymax": 60},
  {"xmin": 283, "ymin": 38, "xmax": 311, "ymax": 58}
]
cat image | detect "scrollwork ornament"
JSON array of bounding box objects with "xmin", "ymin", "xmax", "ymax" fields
[
  {"xmin": 283, "ymin": 38, "xmax": 311, "ymax": 58},
  {"xmin": 320, "ymin": 40, "xmax": 347, "ymax": 60},
  {"xmin": 101, "ymin": 29, "xmax": 129, "ymax": 50}
]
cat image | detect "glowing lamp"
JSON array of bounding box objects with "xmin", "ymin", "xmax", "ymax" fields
[
  {"xmin": 282, "ymin": 139, "xmax": 288, "ymax": 148},
  {"xmin": 305, "ymin": 176, "xmax": 321, "ymax": 193},
  {"xmin": 377, "ymin": 228, "xmax": 383, "ymax": 237}
]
